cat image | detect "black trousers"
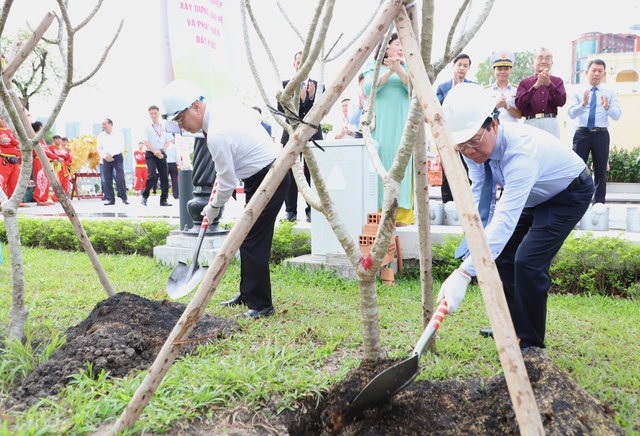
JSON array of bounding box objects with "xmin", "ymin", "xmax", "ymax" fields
[
  {"xmin": 285, "ymin": 155, "xmax": 311, "ymax": 216},
  {"xmin": 494, "ymin": 175, "xmax": 593, "ymax": 349},
  {"xmin": 572, "ymin": 129, "xmax": 609, "ymax": 204},
  {"xmin": 103, "ymin": 154, "xmax": 127, "ymax": 202},
  {"xmin": 440, "ymin": 153, "xmax": 470, "ymax": 203},
  {"xmin": 143, "ymin": 151, "xmax": 169, "ymax": 202},
  {"xmin": 239, "ymin": 161, "xmax": 289, "ymax": 310},
  {"xmin": 168, "ymin": 162, "xmax": 179, "ymax": 199}
]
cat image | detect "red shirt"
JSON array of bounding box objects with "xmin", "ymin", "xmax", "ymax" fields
[
  {"xmin": 49, "ymin": 145, "xmax": 73, "ymax": 166},
  {"xmin": 0, "ymin": 127, "xmax": 20, "ymax": 157},
  {"xmin": 134, "ymin": 150, "xmax": 146, "ymax": 166}
]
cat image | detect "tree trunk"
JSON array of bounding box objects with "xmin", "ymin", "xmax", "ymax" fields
[{"xmin": 3, "ymin": 211, "xmax": 28, "ymax": 340}]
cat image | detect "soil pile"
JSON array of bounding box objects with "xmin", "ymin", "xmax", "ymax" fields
[
  {"xmin": 287, "ymin": 347, "xmax": 625, "ymax": 435},
  {"xmin": 8, "ymin": 292, "xmax": 241, "ymax": 408}
]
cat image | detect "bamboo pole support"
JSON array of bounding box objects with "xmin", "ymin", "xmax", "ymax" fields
[{"xmin": 394, "ymin": 7, "xmax": 544, "ymax": 435}]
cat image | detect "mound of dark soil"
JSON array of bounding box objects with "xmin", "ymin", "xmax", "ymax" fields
[
  {"xmin": 287, "ymin": 348, "xmax": 624, "ymax": 435},
  {"xmin": 8, "ymin": 292, "xmax": 241, "ymax": 408}
]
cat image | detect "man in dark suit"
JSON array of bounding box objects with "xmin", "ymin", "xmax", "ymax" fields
[
  {"xmin": 277, "ymin": 51, "xmax": 324, "ymax": 223},
  {"xmin": 436, "ymin": 53, "xmax": 474, "ymax": 203}
]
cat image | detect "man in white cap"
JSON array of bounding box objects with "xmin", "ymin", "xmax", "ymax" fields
[
  {"xmin": 437, "ymin": 83, "xmax": 593, "ymax": 352},
  {"xmin": 162, "ymin": 79, "xmax": 289, "ymax": 319},
  {"xmin": 485, "ymin": 50, "xmax": 522, "ymax": 123}
]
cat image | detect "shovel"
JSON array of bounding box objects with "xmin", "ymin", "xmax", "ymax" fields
[
  {"xmin": 349, "ymin": 299, "xmax": 449, "ymax": 412},
  {"xmin": 166, "ymin": 215, "xmax": 211, "ymax": 299},
  {"xmin": 166, "ymin": 190, "xmax": 217, "ymax": 299}
]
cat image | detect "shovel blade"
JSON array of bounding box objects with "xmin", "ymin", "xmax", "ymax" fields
[
  {"xmin": 166, "ymin": 262, "xmax": 208, "ymax": 299},
  {"xmin": 349, "ymin": 354, "xmax": 419, "ymax": 412}
]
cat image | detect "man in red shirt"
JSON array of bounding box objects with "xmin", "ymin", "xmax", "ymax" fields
[
  {"xmin": 0, "ymin": 114, "xmax": 21, "ymax": 200},
  {"xmin": 133, "ymin": 141, "xmax": 148, "ymax": 195}
]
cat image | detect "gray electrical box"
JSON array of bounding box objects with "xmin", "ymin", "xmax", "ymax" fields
[{"xmin": 310, "ymin": 139, "xmax": 378, "ymax": 261}]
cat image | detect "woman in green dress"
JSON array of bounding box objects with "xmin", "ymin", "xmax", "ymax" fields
[{"xmin": 363, "ymin": 32, "xmax": 413, "ymax": 226}]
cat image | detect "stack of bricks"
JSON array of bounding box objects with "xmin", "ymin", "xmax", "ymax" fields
[{"xmin": 358, "ymin": 213, "xmax": 396, "ymax": 284}]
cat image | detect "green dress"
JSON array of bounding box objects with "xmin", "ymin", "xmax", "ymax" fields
[{"xmin": 363, "ymin": 62, "xmax": 412, "ymax": 222}]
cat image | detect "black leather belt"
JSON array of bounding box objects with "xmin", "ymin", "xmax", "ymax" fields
[
  {"xmin": 242, "ymin": 159, "xmax": 275, "ymax": 185},
  {"xmin": 577, "ymin": 127, "xmax": 608, "ymax": 133},
  {"xmin": 568, "ymin": 167, "xmax": 591, "ymax": 191},
  {"xmin": 525, "ymin": 113, "xmax": 556, "ymax": 120}
]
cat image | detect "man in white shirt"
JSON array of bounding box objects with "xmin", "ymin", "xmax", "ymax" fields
[
  {"xmin": 96, "ymin": 118, "xmax": 129, "ymax": 205},
  {"xmin": 142, "ymin": 105, "xmax": 174, "ymax": 206},
  {"xmin": 162, "ymin": 79, "xmax": 289, "ymax": 319},
  {"xmin": 165, "ymin": 142, "xmax": 180, "ymax": 200},
  {"xmin": 567, "ymin": 59, "xmax": 622, "ymax": 204},
  {"xmin": 485, "ymin": 50, "xmax": 522, "ymax": 123},
  {"xmin": 437, "ymin": 83, "xmax": 593, "ymax": 352}
]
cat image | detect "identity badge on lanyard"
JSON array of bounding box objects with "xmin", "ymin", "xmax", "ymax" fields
[{"xmin": 152, "ymin": 123, "xmax": 163, "ymax": 141}]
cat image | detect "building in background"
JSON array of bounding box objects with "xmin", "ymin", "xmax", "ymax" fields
[{"xmin": 571, "ymin": 32, "xmax": 638, "ymax": 84}]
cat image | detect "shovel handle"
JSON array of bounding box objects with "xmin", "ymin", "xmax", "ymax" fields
[
  {"xmin": 412, "ymin": 300, "xmax": 448, "ymax": 356},
  {"xmin": 187, "ymin": 187, "xmax": 218, "ymax": 273}
]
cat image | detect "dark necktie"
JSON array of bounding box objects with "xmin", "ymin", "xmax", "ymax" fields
[
  {"xmin": 587, "ymin": 87, "xmax": 597, "ymax": 130},
  {"xmin": 455, "ymin": 160, "xmax": 493, "ymax": 259}
]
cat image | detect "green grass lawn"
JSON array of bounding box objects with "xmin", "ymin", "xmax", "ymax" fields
[{"xmin": 0, "ymin": 247, "xmax": 638, "ymax": 434}]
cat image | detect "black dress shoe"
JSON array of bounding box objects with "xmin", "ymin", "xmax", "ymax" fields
[
  {"xmin": 285, "ymin": 212, "xmax": 297, "ymax": 222},
  {"xmin": 220, "ymin": 293, "xmax": 246, "ymax": 307},
  {"xmin": 141, "ymin": 197, "xmax": 148, "ymax": 206},
  {"xmin": 122, "ymin": 200, "xmax": 130, "ymax": 205},
  {"xmin": 479, "ymin": 328, "xmax": 493, "ymax": 338},
  {"xmin": 238, "ymin": 306, "xmax": 275, "ymax": 319},
  {"xmin": 160, "ymin": 201, "xmax": 173, "ymax": 206},
  {"xmin": 104, "ymin": 201, "xmax": 115, "ymax": 205}
]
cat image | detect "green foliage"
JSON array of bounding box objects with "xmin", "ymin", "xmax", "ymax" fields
[
  {"xmin": 475, "ymin": 51, "xmax": 534, "ymax": 86},
  {"xmin": 426, "ymin": 233, "xmax": 640, "ymax": 299},
  {"xmin": 0, "ymin": 218, "xmax": 176, "ymax": 257},
  {"xmin": 0, "ymin": 327, "xmax": 65, "ymax": 394},
  {"xmin": 270, "ymin": 220, "xmax": 311, "ymax": 264},
  {"xmin": 431, "ymin": 235, "xmax": 463, "ymax": 281},
  {"xmin": 550, "ymin": 234, "xmax": 640, "ymax": 298},
  {"xmin": 320, "ymin": 123, "xmax": 333, "ymax": 134},
  {"xmin": 605, "ymin": 146, "xmax": 640, "ymax": 183}
]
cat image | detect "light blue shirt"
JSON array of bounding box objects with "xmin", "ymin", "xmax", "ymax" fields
[
  {"xmin": 144, "ymin": 122, "xmax": 174, "ymax": 152},
  {"xmin": 566, "ymin": 85, "xmax": 622, "ymax": 128},
  {"xmin": 165, "ymin": 143, "xmax": 180, "ymax": 164},
  {"xmin": 461, "ymin": 123, "xmax": 587, "ymax": 277}
]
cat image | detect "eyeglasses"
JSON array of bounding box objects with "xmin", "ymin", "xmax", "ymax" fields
[
  {"xmin": 456, "ymin": 128, "xmax": 486, "ymax": 152},
  {"xmin": 172, "ymin": 107, "xmax": 190, "ymax": 125}
]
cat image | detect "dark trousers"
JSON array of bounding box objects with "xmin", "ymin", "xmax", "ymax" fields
[
  {"xmin": 143, "ymin": 151, "xmax": 169, "ymax": 202},
  {"xmin": 103, "ymin": 154, "xmax": 127, "ymax": 202},
  {"xmin": 572, "ymin": 129, "xmax": 609, "ymax": 204},
  {"xmin": 239, "ymin": 162, "xmax": 289, "ymax": 310},
  {"xmin": 285, "ymin": 155, "xmax": 311, "ymax": 216},
  {"xmin": 168, "ymin": 162, "xmax": 179, "ymax": 199},
  {"xmin": 441, "ymin": 153, "xmax": 470, "ymax": 203},
  {"xmin": 494, "ymin": 176, "xmax": 593, "ymax": 349}
]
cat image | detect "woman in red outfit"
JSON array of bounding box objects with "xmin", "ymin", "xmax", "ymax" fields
[
  {"xmin": 0, "ymin": 114, "xmax": 21, "ymax": 200},
  {"xmin": 133, "ymin": 141, "xmax": 147, "ymax": 195},
  {"xmin": 49, "ymin": 135, "xmax": 73, "ymax": 202},
  {"xmin": 31, "ymin": 121, "xmax": 59, "ymax": 205}
]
